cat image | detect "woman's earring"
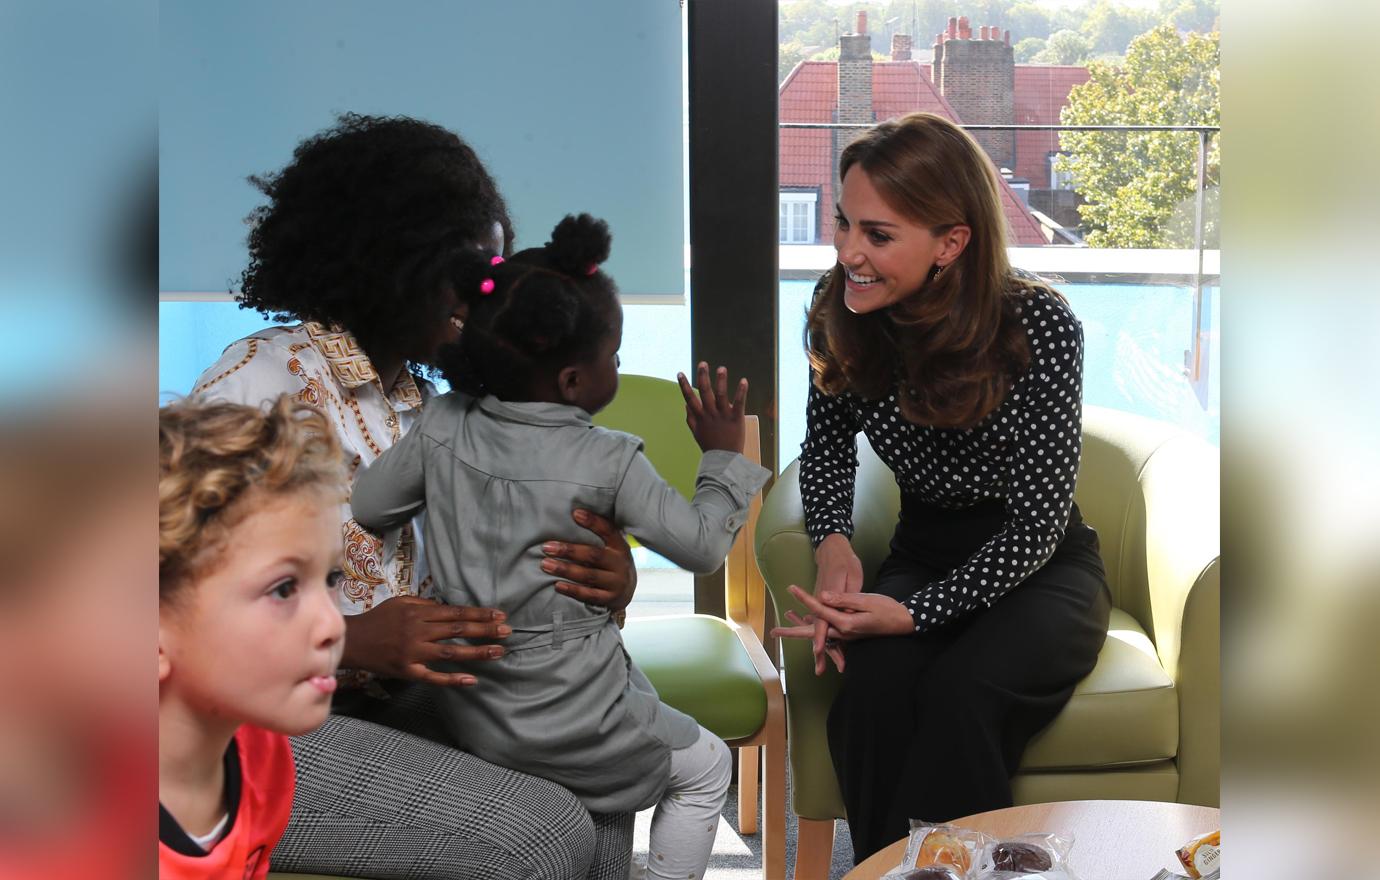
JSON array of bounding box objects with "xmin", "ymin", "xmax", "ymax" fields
[{"xmin": 933, "ymin": 262, "xmax": 947, "ymax": 278}]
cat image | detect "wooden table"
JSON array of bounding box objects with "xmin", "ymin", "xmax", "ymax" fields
[{"xmin": 844, "ymin": 800, "xmax": 1219, "ymax": 880}]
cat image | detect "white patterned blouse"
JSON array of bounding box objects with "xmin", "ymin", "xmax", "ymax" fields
[{"xmin": 193, "ymin": 322, "xmax": 435, "ymax": 630}]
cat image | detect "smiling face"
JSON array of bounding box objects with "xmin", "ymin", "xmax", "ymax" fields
[
  {"xmin": 159, "ymin": 491, "xmax": 346, "ymax": 736},
  {"xmin": 415, "ymin": 220, "xmax": 507, "ymax": 365},
  {"xmin": 833, "ymin": 165, "xmax": 967, "ymax": 315}
]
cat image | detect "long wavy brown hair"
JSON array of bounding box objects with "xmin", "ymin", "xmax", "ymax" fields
[{"xmin": 807, "ymin": 112, "xmax": 1059, "ymax": 429}]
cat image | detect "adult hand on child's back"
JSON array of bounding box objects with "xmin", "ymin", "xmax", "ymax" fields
[
  {"xmin": 341, "ymin": 596, "xmax": 510, "ymax": 686},
  {"xmin": 677, "ymin": 361, "xmax": 748, "ymax": 454},
  {"xmin": 546, "ymin": 509, "xmax": 638, "ymax": 611}
]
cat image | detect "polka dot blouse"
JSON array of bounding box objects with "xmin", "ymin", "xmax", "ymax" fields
[{"xmin": 799, "ymin": 277, "xmax": 1086, "ymax": 633}]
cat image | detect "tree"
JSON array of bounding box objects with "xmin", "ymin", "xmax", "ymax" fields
[
  {"xmin": 1050, "ymin": 2, "xmax": 1092, "ymax": 36},
  {"xmin": 1005, "ymin": 2, "xmax": 1052, "ymax": 41},
  {"xmin": 1080, "ymin": 0, "xmax": 1156, "ymax": 55},
  {"xmin": 1159, "ymin": 0, "xmax": 1220, "ymax": 34},
  {"xmin": 1013, "ymin": 36, "xmax": 1046, "ymax": 63},
  {"xmin": 809, "ymin": 46, "xmax": 889, "ymax": 63},
  {"xmin": 1057, "ymin": 25, "xmax": 1220, "ymax": 248},
  {"xmin": 1031, "ymin": 29, "xmax": 1091, "ymax": 64},
  {"xmin": 780, "ymin": 40, "xmax": 804, "ymax": 83}
]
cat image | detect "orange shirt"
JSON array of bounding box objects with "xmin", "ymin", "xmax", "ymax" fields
[{"xmin": 158, "ymin": 725, "xmax": 295, "ymax": 880}]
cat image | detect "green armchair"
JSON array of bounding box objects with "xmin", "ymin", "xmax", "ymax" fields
[{"xmin": 753, "ymin": 405, "xmax": 1220, "ymax": 879}]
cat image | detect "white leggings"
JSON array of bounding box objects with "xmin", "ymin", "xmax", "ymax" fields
[{"xmin": 638, "ymin": 725, "xmax": 732, "ymax": 880}]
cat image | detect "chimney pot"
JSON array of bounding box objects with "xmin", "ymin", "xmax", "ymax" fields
[
  {"xmin": 1004, "ymin": 29, "xmax": 1011, "ymax": 46},
  {"xmin": 958, "ymin": 16, "xmax": 971, "ymax": 40},
  {"xmin": 980, "ymin": 25, "xmax": 990, "ymax": 40},
  {"xmin": 947, "ymin": 16, "xmax": 958, "ymax": 38},
  {"xmin": 891, "ymin": 33, "xmax": 913, "ymax": 61},
  {"xmin": 856, "ymin": 10, "xmax": 867, "ymax": 34}
]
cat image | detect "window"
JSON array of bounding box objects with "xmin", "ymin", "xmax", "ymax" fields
[
  {"xmin": 779, "ymin": 191, "xmax": 818, "ymax": 243},
  {"xmin": 1049, "ymin": 151, "xmax": 1075, "ymax": 191}
]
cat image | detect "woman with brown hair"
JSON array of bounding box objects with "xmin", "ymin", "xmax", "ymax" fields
[{"xmin": 771, "ymin": 112, "xmax": 1112, "ymax": 861}]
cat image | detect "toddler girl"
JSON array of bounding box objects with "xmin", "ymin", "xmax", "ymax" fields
[
  {"xmin": 159, "ymin": 396, "xmax": 347, "ymax": 879},
  {"xmin": 352, "ymin": 214, "xmax": 769, "ymax": 880}
]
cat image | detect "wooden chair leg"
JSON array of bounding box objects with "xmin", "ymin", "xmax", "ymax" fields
[
  {"xmin": 793, "ymin": 817, "xmax": 835, "ymax": 880},
  {"xmin": 737, "ymin": 745, "xmax": 760, "ymax": 835},
  {"xmin": 763, "ymin": 737, "xmax": 787, "ymax": 880}
]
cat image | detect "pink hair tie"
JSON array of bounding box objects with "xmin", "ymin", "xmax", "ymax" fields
[
  {"xmin": 490, "ymin": 255, "xmax": 505, "ymax": 266},
  {"xmin": 479, "ymin": 278, "xmax": 495, "ymax": 295},
  {"xmin": 586, "ymin": 263, "xmax": 598, "ymax": 276}
]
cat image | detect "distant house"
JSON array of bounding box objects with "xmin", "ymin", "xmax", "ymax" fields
[{"xmin": 779, "ymin": 12, "xmax": 1090, "ymax": 246}]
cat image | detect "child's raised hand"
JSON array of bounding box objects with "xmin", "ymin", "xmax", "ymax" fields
[{"xmin": 677, "ymin": 362, "xmax": 748, "ymax": 454}]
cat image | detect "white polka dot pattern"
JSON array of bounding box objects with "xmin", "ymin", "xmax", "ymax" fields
[{"xmin": 799, "ymin": 285, "xmax": 1085, "ymax": 633}]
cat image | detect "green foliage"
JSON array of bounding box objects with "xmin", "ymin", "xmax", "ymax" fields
[
  {"xmin": 1158, "ymin": 0, "xmax": 1219, "ymax": 34},
  {"xmin": 780, "ymin": 39, "xmax": 813, "ymax": 82},
  {"xmin": 1080, "ymin": 0, "xmax": 1156, "ymax": 55},
  {"xmin": 1013, "ymin": 36, "xmax": 1045, "ymax": 63},
  {"xmin": 1005, "ymin": 3, "xmax": 1052, "ymax": 41},
  {"xmin": 1031, "ymin": 29, "xmax": 1091, "ymax": 64},
  {"xmin": 810, "ymin": 46, "xmax": 890, "ymax": 63},
  {"xmin": 1057, "ymin": 25, "xmax": 1220, "ymax": 248}
]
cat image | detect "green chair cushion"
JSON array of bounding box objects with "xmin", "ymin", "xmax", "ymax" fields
[
  {"xmin": 622, "ymin": 615, "xmax": 768, "ymax": 741},
  {"xmin": 1020, "ymin": 607, "xmax": 1178, "ymax": 769}
]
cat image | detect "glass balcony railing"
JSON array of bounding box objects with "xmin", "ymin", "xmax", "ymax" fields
[
  {"xmin": 775, "ymin": 121, "xmax": 1221, "ymax": 461},
  {"xmin": 158, "ymin": 121, "xmax": 1221, "ymax": 615}
]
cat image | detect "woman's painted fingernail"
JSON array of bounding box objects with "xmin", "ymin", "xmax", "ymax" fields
[
  {"xmin": 541, "ymin": 559, "xmax": 558, "ymax": 573},
  {"xmin": 497, "ymin": 625, "xmax": 512, "ymax": 636},
  {"xmin": 542, "ymin": 542, "xmax": 560, "ymax": 554},
  {"xmin": 573, "ymin": 510, "xmax": 591, "ymax": 524}
]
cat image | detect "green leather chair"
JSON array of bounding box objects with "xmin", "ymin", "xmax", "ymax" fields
[{"xmin": 753, "ymin": 405, "xmax": 1220, "ymax": 880}]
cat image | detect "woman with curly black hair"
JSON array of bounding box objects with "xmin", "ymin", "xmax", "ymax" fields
[{"xmin": 194, "ymin": 113, "xmax": 639, "ymax": 880}]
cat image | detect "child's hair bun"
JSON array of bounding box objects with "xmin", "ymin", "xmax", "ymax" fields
[{"xmin": 547, "ymin": 213, "xmax": 611, "ymax": 277}]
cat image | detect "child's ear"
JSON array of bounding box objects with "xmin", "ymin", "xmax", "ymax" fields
[{"xmin": 556, "ymin": 365, "xmax": 582, "ymax": 405}]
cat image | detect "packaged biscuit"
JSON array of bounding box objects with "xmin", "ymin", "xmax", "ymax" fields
[
  {"xmin": 1174, "ymin": 830, "xmax": 1220, "ymax": 879},
  {"xmin": 975, "ymin": 831, "xmax": 1081, "ymax": 880},
  {"xmin": 883, "ymin": 822, "xmax": 989, "ymax": 879}
]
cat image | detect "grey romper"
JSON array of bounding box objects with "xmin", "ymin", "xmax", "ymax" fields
[{"xmin": 352, "ymin": 393, "xmax": 769, "ymax": 813}]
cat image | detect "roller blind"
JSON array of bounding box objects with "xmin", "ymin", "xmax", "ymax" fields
[{"xmin": 160, "ymin": 0, "xmax": 684, "ymax": 298}]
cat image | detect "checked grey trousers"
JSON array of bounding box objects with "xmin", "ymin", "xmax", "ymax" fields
[{"xmin": 271, "ymin": 682, "xmax": 634, "ymax": 880}]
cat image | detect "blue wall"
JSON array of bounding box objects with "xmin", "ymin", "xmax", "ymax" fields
[{"xmin": 160, "ymin": 1, "xmax": 684, "ymax": 297}]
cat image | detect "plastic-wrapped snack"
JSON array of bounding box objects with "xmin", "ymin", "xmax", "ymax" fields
[
  {"xmin": 1174, "ymin": 830, "xmax": 1219, "ymax": 879},
  {"xmin": 975, "ymin": 832, "xmax": 1080, "ymax": 880},
  {"xmin": 893, "ymin": 868, "xmax": 967, "ymax": 880},
  {"xmin": 883, "ymin": 822, "xmax": 988, "ymax": 879}
]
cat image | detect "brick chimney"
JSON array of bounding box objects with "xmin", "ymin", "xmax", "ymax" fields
[
  {"xmin": 835, "ymin": 11, "xmax": 874, "ymax": 186},
  {"xmin": 891, "ymin": 33, "xmax": 913, "ymax": 61},
  {"xmin": 933, "ymin": 14, "xmax": 1015, "ymax": 171}
]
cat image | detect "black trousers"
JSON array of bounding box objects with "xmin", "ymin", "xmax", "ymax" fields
[{"xmin": 827, "ymin": 496, "xmax": 1111, "ymax": 862}]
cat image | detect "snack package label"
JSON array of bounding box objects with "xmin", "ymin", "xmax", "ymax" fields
[{"xmin": 1192, "ymin": 844, "xmax": 1219, "ymax": 874}]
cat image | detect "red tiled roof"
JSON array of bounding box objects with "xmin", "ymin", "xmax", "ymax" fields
[
  {"xmin": 1012, "ymin": 65, "xmax": 1091, "ymax": 186},
  {"xmin": 779, "ymin": 60, "xmax": 1048, "ymax": 246}
]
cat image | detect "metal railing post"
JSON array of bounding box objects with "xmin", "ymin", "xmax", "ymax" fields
[{"xmin": 1184, "ymin": 129, "xmax": 1209, "ymax": 392}]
